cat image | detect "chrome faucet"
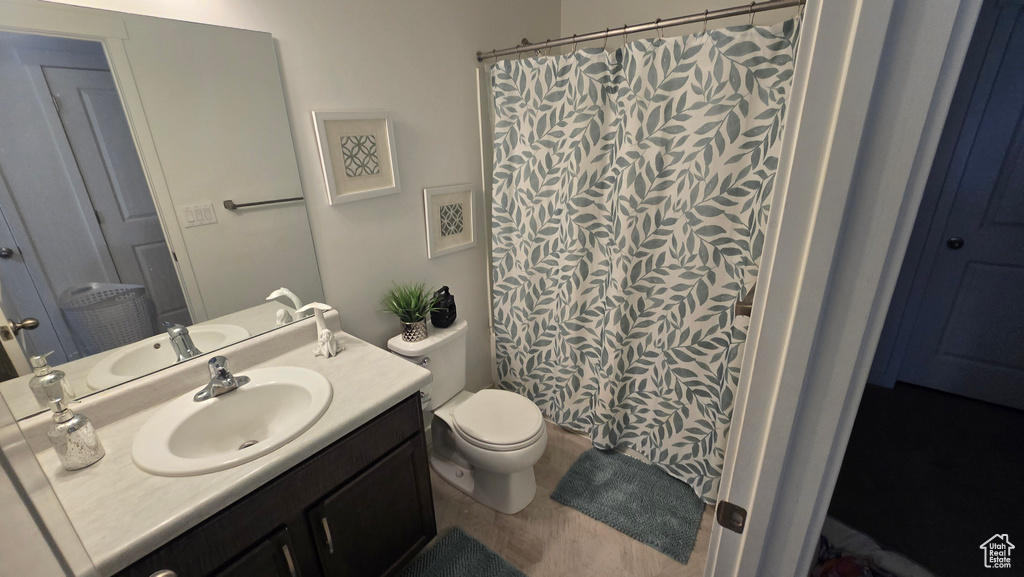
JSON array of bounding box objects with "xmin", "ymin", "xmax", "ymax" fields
[
  {"xmin": 164, "ymin": 322, "xmax": 201, "ymax": 362},
  {"xmin": 194, "ymin": 356, "xmax": 250, "ymax": 402}
]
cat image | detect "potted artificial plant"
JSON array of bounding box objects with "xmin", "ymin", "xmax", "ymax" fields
[{"xmin": 380, "ymin": 281, "xmax": 439, "ymax": 342}]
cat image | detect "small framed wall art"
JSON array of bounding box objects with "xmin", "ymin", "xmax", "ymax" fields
[
  {"xmin": 423, "ymin": 184, "xmax": 476, "ymax": 259},
  {"xmin": 312, "ymin": 110, "xmax": 400, "ymax": 204}
]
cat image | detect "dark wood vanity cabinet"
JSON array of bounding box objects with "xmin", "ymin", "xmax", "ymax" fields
[{"xmin": 117, "ymin": 395, "xmax": 435, "ymax": 577}]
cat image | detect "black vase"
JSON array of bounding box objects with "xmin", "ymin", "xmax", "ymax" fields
[{"xmin": 431, "ymin": 286, "xmax": 457, "ymax": 328}]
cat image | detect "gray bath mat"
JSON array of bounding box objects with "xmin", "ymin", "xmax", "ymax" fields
[
  {"xmin": 551, "ymin": 448, "xmax": 704, "ymax": 563},
  {"xmin": 399, "ymin": 527, "xmax": 526, "ymax": 577}
]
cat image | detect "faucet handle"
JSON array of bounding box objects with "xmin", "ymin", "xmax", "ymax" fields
[
  {"xmin": 195, "ymin": 356, "xmax": 247, "ymax": 402},
  {"xmin": 208, "ymin": 355, "xmax": 229, "ymax": 378}
]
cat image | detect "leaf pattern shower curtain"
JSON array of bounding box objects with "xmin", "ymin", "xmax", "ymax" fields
[{"xmin": 489, "ymin": 19, "xmax": 799, "ymax": 502}]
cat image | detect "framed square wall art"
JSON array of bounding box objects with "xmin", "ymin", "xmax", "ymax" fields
[
  {"xmin": 312, "ymin": 110, "xmax": 400, "ymax": 204},
  {"xmin": 423, "ymin": 184, "xmax": 476, "ymax": 259}
]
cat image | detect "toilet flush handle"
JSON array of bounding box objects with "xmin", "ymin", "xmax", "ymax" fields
[{"xmin": 420, "ymin": 357, "xmax": 430, "ymax": 366}]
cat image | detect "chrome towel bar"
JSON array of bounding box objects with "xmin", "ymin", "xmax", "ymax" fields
[{"xmin": 223, "ymin": 196, "xmax": 304, "ymax": 211}]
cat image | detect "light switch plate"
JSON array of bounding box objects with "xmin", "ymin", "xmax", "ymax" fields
[{"xmin": 179, "ymin": 202, "xmax": 218, "ymax": 228}]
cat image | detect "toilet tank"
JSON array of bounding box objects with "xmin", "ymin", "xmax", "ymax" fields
[{"xmin": 386, "ymin": 319, "xmax": 468, "ymax": 410}]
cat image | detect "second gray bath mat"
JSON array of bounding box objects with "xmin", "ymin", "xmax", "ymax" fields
[
  {"xmin": 551, "ymin": 448, "xmax": 705, "ymax": 564},
  {"xmin": 398, "ymin": 527, "xmax": 527, "ymax": 577}
]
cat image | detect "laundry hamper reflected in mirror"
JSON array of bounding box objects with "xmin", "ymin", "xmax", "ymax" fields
[{"xmin": 58, "ymin": 283, "xmax": 157, "ymax": 356}]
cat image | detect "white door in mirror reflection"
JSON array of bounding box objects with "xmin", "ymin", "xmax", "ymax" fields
[{"xmin": 45, "ymin": 67, "xmax": 189, "ymax": 331}]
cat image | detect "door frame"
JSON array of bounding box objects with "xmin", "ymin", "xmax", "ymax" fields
[
  {"xmin": 708, "ymin": 1, "xmax": 982, "ymax": 576},
  {"xmin": 0, "ymin": 0, "xmax": 210, "ymax": 323}
]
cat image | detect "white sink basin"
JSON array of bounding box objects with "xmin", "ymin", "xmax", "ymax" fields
[
  {"xmin": 87, "ymin": 324, "xmax": 250, "ymax": 390},
  {"xmin": 131, "ymin": 366, "xmax": 333, "ymax": 476}
]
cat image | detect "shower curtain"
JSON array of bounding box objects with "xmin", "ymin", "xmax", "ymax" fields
[{"xmin": 488, "ymin": 19, "xmax": 799, "ymax": 502}]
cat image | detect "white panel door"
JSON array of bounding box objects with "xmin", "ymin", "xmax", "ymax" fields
[
  {"xmin": 43, "ymin": 66, "xmax": 190, "ymax": 328},
  {"xmin": 899, "ymin": 5, "xmax": 1024, "ymax": 409},
  {"xmin": 0, "ymin": 199, "xmax": 65, "ymax": 367}
]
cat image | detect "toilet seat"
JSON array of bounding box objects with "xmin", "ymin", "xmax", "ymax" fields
[
  {"xmin": 452, "ymin": 389, "xmax": 544, "ymax": 452},
  {"xmin": 453, "ymin": 421, "xmax": 546, "ymax": 452}
]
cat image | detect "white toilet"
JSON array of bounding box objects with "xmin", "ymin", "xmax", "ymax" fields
[{"xmin": 387, "ymin": 319, "xmax": 547, "ymax": 514}]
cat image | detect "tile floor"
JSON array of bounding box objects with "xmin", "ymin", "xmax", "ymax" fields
[{"xmin": 429, "ymin": 421, "xmax": 714, "ymax": 577}]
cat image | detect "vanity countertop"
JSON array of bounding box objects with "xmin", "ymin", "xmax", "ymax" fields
[{"xmin": 32, "ymin": 327, "xmax": 431, "ymax": 576}]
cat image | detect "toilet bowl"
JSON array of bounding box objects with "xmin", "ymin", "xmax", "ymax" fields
[
  {"xmin": 387, "ymin": 320, "xmax": 547, "ymax": 514},
  {"xmin": 432, "ymin": 389, "xmax": 547, "ymax": 513}
]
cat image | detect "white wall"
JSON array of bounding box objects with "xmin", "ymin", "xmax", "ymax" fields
[
  {"xmin": 561, "ymin": 0, "xmax": 797, "ymax": 41},
  {"xmin": 33, "ymin": 0, "xmax": 561, "ymax": 391}
]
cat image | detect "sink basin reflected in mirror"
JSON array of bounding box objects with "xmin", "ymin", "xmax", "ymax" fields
[
  {"xmin": 131, "ymin": 366, "xmax": 332, "ymax": 476},
  {"xmin": 87, "ymin": 324, "xmax": 250, "ymax": 391}
]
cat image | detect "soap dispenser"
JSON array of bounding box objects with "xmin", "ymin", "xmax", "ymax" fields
[
  {"xmin": 40, "ymin": 377, "xmax": 104, "ymax": 471},
  {"xmin": 28, "ymin": 352, "xmax": 75, "ymax": 409}
]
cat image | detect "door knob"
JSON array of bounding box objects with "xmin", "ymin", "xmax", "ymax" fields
[
  {"xmin": 11, "ymin": 318, "xmax": 39, "ymax": 334},
  {"xmin": 0, "ymin": 317, "xmax": 40, "ymax": 340},
  {"xmin": 946, "ymin": 237, "xmax": 964, "ymax": 250},
  {"xmin": 0, "ymin": 247, "xmax": 14, "ymax": 259}
]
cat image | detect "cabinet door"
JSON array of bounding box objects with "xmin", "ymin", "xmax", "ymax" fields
[
  {"xmin": 213, "ymin": 527, "xmax": 301, "ymax": 577},
  {"xmin": 310, "ymin": 439, "xmax": 435, "ymax": 577}
]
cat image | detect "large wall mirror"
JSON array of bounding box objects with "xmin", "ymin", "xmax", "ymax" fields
[{"xmin": 0, "ymin": 5, "xmax": 324, "ymax": 420}]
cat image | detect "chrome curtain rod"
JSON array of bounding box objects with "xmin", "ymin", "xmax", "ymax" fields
[{"xmin": 476, "ymin": 0, "xmax": 804, "ymax": 62}]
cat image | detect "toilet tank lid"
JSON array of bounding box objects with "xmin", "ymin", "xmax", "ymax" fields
[{"xmin": 387, "ymin": 319, "xmax": 468, "ymax": 356}]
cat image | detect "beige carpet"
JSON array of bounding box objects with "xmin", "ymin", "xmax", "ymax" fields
[{"xmin": 429, "ymin": 421, "xmax": 714, "ymax": 577}]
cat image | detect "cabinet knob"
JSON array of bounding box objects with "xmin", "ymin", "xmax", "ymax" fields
[
  {"xmin": 946, "ymin": 236, "xmax": 964, "ymax": 250},
  {"xmin": 149, "ymin": 571, "xmax": 177, "ymax": 577},
  {"xmin": 0, "ymin": 247, "xmax": 14, "ymax": 259}
]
